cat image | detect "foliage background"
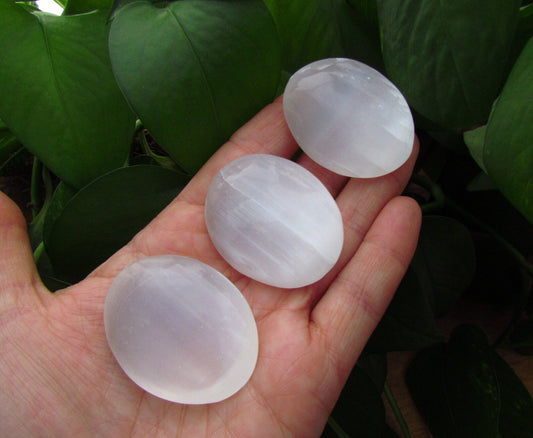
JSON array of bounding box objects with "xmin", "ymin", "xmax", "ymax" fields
[{"xmin": 1, "ymin": 0, "xmax": 532, "ymax": 436}]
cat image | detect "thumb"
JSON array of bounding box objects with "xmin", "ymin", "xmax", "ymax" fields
[{"xmin": 0, "ymin": 191, "xmax": 47, "ymax": 309}]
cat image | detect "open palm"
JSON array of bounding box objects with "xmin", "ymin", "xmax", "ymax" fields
[{"xmin": 0, "ymin": 98, "xmax": 421, "ymax": 437}]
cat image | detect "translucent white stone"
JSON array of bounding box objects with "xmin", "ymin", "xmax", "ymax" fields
[
  {"xmin": 283, "ymin": 58, "xmax": 414, "ymax": 178},
  {"xmin": 104, "ymin": 255, "xmax": 258, "ymax": 404},
  {"xmin": 205, "ymin": 154, "xmax": 344, "ymax": 288}
]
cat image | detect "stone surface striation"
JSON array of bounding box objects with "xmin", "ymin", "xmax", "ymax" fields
[
  {"xmin": 205, "ymin": 154, "xmax": 344, "ymax": 289},
  {"xmin": 104, "ymin": 255, "xmax": 258, "ymax": 404},
  {"xmin": 283, "ymin": 58, "xmax": 414, "ymax": 178}
]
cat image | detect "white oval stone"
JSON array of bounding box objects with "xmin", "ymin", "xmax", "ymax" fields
[
  {"xmin": 104, "ymin": 255, "xmax": 258, "ymax": 404},
  {"xmin": 283, "ymin": 58, "xmax": 414, "ymax": 178},
  {"xmin": 205, "ymin": 154, "xmax": 344, "ymax": 289}
]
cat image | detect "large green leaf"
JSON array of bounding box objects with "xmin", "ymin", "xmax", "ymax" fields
[
  {"xmin": 263, "ymin": 0, "xmax": 345, "ymax": 73},
  {"xmin": 406, "ymin": 325, "xmax": 533, "ymax": 438},
  {"xmin": 109, "ymin": 0, "xmax": 281, "ymax": 174},
  {"xmin": 43, "ymin": 165, "xmax": 190, "ymax": 284},
  {"xmin": 0, "ymin": 1, "xmax": 135, "ymax": 188},
  {"xmin": 377, "ymin": 0, "xmax": 521, "ymax": 131},
  {"xmin": 339, "ymin": 0, "xmax": 384, "ymax": 72},
  {"xmin": 484, "ymin": 37, "xmax": 533, "ymax": 224},
  {"xmin": 406, "ymin": 325, "xmax": 500, "ymax": 438},
  {"xmin": 490, "ymin": 342, "xmax": 533, "ymax": 437}
]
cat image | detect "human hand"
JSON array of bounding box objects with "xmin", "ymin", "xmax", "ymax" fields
[{"xmin": 0, "ymin": 97, "xmax": 421, "ymax": 437}]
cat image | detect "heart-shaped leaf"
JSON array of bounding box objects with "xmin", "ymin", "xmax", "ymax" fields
[
  {"xmin": 0, "ymin": 1, "xmax": 136, "ymax": 188},
  {"xmin": 484, "ymin": 37, "xmax": 533, "ymax": 224},
  {"xmin": 43, "ymin": 165, "xmax": 190, "ymax": 284},
  {"xmin": 109, "ymin": 0, "xmax": 281, "ymax": 174},
  {"xmin": 377, "ymin": 0, "xmax": 521, "ymax": 131}
]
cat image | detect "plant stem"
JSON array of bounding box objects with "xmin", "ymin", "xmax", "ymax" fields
[
  {"xmin": 33, "ymin": 241, "xmax": 45, "ymax": 265},
  {"xmin": 384, "ymin": 382, "xmax": 412, "ymax": 438},
  {"xmin": 326, "ymin": 416, "xmax": 351, "ymax": 438}
]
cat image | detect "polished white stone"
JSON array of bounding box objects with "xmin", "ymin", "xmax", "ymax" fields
[
  {"xmin": 283, "ymin": 58, "xmax": 414, "ymax": 178},
  {"xmin": 205, "ymin": 154, "xmax": 344, "ymax": 289},
  {"xmin": 104, "ymin": 255, "xmax": 258, "ymax": 404}
]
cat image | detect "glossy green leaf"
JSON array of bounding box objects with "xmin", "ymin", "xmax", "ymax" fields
[
  {"xmin": 406, "ymin": 325, "xmax": 500, "ymax": 438},
  {"xmin": 109, "ymin": 0, "xmax": 281, "ymax": 174},
  {"xmin": 407, "ymin": 324, "xmax": 533, "ymax": 438},
  {"xmin": 464, "ymin": 125, "xmax": 488, "ymax": 173},
  {"xmin": 263, "ymin": 0, "xmax": 345, "ymax": 73},
  {"xmin": 484, "ymin": 37, "xmax": 533, "ymax": 224},
  {"xmin": 0, "ymin": 129, "xmax": 20, "ymax": 166},
  {"xmin": 339, "ymin": 1, "xmax": 384, "ymax": 72},
  {"xmin": 0, "ymin": 1, "xmax": 136, "ymax": 188},
  {"xmin": 43, "ymin": 165, "xmax": 190, "ymax": 283},
  {"xmin": 413, "ymin": 216, "xmax": 476, "ymax": 316},
  {"xmin": 377, "ymin": 0, "xmax": 521, "ymax": 131},
  {"xmin": 345, "ymin": 0, "xmax": 378, "ymax": 29},
  {"xmin": 490, "ymin": 344, "xmax": 533, "ymax": 437}
]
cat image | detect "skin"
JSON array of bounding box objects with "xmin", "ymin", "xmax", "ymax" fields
[{"xmin": 0, "ymin": 97, "xmax": 421, "ymax": 437}]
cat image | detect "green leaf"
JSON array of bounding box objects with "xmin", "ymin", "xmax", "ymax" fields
[
  {"xmin": 324, "ymin": 355, "xmax": 387, "ymax": 438},
  {"xmin": 377, "ymin": 0, "xmax": 521, "ymax": 131},
  {"xmin": 0, "ymin": 1, "xmax": 136, "ymax": 188},
  {"xmin": 0, "ymin": 129, "xmax": 21, "ymax": 166},
  {"xmin": 109, "ymin": 0, "xmax": 281, "ymax": 175},
  {"xmin": 464, "ymin": 125, "xmax": 488, "ymax": 173},
  {"xmin": 407, "ymin": 324, "xmax": 533, "ymax": 438},
  {"xmin": 263, "ymin": 0, "xmax": 345, "ymax": 73},
  {"xmin": 345, "ymin": 0, "xmax": 378, "ymax": 29},
  {"xmin": 490, "ymin": 345, "xmax": 533, "ymax": 437},
  {"xmin": 484, "ymin": 37, "xmax": 533, "ymax": 224},
  {"xmin": 413, "ymin": 216, "xmax": 476, "ymax": 316},
  {"xmin": 508, "ymin": 3, "xmax": 533, "ymax": 70},
  {"xmin": 406, "ymin": 325, "xmax": 500, "ymax": 438},
  {"xmin": 339, "ymin": 1, "xmax": 384, "ymax": 73},
  {"xmin": 43, "ymin": 165, "xmax": 189, "ymax": 284}
]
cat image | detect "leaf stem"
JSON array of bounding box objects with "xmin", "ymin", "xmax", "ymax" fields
[
  {"xmin": 384, "ymin": 382, "xmax": 412, "ymax": 438},
  {"xmin": 326, "ymin": 416, "xmax": 352, "ymax": 438},
  {"xmin": 33, "ymin": 241, "xmax": 45, "ymax": 265}
]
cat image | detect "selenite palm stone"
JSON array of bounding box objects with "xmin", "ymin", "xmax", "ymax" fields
[
  {"xmin": 283, "ymin": 58, "xmax": 414, "ymax": 178},
  {"xmin": 104, "ymin": 255, "xmax": 258, "ymax": 404},
  {"xmin": 205, "ymin": 154, "xmax": 344, "ymax": 289}
]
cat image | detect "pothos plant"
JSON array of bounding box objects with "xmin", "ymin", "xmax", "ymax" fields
[{"xmin": 1, "ymin": 0, "xmax": 532, "ymax": 436}]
